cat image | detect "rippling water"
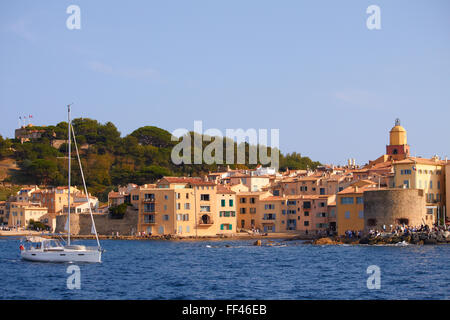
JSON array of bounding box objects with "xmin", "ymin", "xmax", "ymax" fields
[{"xmin": 0, "ymin": 237, "xmax": 449, "ymax": 299}]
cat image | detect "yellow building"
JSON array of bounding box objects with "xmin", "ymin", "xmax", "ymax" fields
[
  {"xmin": 446, "ymin": 163, "xmax": 449, "ymax": 223},
  {"xmin": 259, "ymin": 196, "xmax": 284, "ymax": 233},
  {"xmin": 392, "ymin": 157, "xmax": 446, "ymax": 222},
  {"xmin": 216, "ymin": 186, "xmax": 237, "ymax": 234},
  {"xmin": 136, "ymin": 177, "xmax": 237, "ymax": 237},
  {"xmin": 7, "ymin": 202, "xmax": 48, "ymax": 228},
  {"xmin": 336, "ymin": 182, "xmax": 377, "ymax": 236},
  {"xmin": 236, "ymin": 191, "xmax": 270, "ymax": 230}
]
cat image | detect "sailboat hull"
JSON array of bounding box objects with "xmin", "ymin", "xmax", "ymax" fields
[{"xmin": 21, "ymin": 249, "xmax": 102, "ymax": 263}]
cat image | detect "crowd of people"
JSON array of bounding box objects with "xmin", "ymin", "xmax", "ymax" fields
[
  {"xmin": 368, "ymin": 223, "xmax": 448, "ymax": 237},
  {"xmin": 344, "ymin": 230, "xmax": 362, "ymax": 238}
]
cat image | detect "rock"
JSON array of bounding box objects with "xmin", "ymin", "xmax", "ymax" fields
[
  {"xmin": 419, "ymin": 234, "xmax": 428, "ymax": 241},
  {"xmin": 359, "ymin": 237, "xmax": 370, "ymax": 245},
  {"xmin": 444, "ymin": 231, "xmax": 450, "ymax": 240},
  {"xmin": 424, "ymin": 239, "xmax": 437, "ymax": 245},
  {"xmin": 253, "ymin": 240, "xmax": 262, "ymax": 246},
  {"xmin": 313, "ymin": 237, "xmax": 337, "ymax": 245}
]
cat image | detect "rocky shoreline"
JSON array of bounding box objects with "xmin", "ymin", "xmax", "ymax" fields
[{"xmin": 310, "ymin": 230, "xmax": 450, "ymax": 245}]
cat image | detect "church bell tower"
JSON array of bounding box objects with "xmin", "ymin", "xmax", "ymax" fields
[{"xmin": 386, "ymin": 118, "xmax": 410, "ymax": 160}]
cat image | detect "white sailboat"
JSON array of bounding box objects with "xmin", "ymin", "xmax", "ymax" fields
[{"xmin": 20, "ymin": 104, "xmax": 103, "ymax": 263}]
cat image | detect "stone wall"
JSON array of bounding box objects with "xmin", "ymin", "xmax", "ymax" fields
[
  {"xmin": 55, "ymin": 206, "xmax": 138, "ymax": 236},
  {"xmin": 363, "ymin": 188, "xmax": 429, "ymax": 233}
]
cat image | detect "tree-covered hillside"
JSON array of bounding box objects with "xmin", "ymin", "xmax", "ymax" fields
[{"xmin": 0, "ymin": 119, "xmax": 321, "ymax": 200}]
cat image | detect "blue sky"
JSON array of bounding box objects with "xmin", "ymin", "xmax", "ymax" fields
[{"xmin": 1, "ymin": 0, "xmax": 449, "ymax": 165}]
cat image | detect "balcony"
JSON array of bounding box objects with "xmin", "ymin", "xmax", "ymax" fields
[
  {"xmin": 198, "ymin": 214, "xmax": 214, "ymax": 226},
  {"xmin": 143, "ymin": 198, "xmax": 156, "ymax": 203}
]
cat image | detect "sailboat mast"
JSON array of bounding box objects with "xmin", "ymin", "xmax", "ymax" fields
[{"xmin": 67, "ymin": 104, "xmax": 71, "ymax": 245}]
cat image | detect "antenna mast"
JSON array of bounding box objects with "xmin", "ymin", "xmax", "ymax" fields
[{"xmin": 67, "ymin": 104, "xmax": 73, "ymax": 245}]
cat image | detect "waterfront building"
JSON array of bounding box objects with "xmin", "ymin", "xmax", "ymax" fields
[
  {"xmin": 363, "ymin": 188, "xmax": 432, "ymax": 233},
  {"xmin": 236, "ymin": 191, "xmax": 271, "ymax": 230},
  {"xmin": 136, "ymin": 177, "xmax": 237, "ymax": 237},
  {"xmin": 216, "ymin": 186, "xmax": 237, "ymax": 234},
  {"xmin": 392, "ymin": 156, "xmax": 446, "ymax": 222},
  {"xmin": 0, "ymin": 201, "xmax": 6, "ymax": 225},
  {"xmin": 336, "ymin": 181, "xmax": 378, "ymax": 236},
  {"xmin": 446, "ymin": 163, "xmax": 450, "ymax": 224},
  {"xmin": 7, "ymin": 202, "xmax": 48, "ymax": 228}
]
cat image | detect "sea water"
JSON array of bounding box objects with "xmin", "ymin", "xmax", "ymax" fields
[{"xmin": 0, "ymin": 237, "xmax": 448, "ymax": 299}]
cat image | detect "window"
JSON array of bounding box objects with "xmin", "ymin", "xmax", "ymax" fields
[
  {"xmin": 437, "ymin": 181, "xmax": 440, "ymax": 189},
  {"xmin": 287, "ymin": 200, "xmax": 296, "ymax": 205},
  {"xmin": 132, "ymin": 195, "xmax": 139, "ymax": 201},
  {"xmin": 250, "ymin": 198, "xmax": 256, "ymax": 204},
  {"xmin": 319, "ymin": 202, "xmax": 325, "ymax": 207},
  {"xmin": 144, "ymin": 215, "xmax": 155, "ymax": 223},
  {"xmin": 186, "ymin": 226, "xmax": 190, "ymax": 233},
  {"xmin": 241, "ymin": 220, "xmax": 245, "ymax": 228},
  {"xmin": 144, "ymin": 203, "xmax": 155, "ymax": 213},
  {"xmin": 229, "ymin": 199, "xmax": 234, "ymax": 207},
  {"xmin": 163, "ymin": 215, "xmax": 169, "ymax": 221},
  {"xmin": 200, "ymin": 194, "xmax": 210, "ymax": 201},
  {"xmin": 144, "ymin": 193, "xmax": 155, "ymax": 200},
  {"xmin": 367, "ymin": 219, "xmax": 377, "ymax": 226},
  {"xmin": 345, "ymin": 211, "xmax": 350, "ymax": 219},
  {"xmin": 356, "ymin": 197, "xmax": 363, "ymax": 204},
  {"xmin": 240, "ymin": 198, "xmax": 246, "ymax": 204},
  {"xmin": 176, "ymin": 193, "xmax": 181, "ymax": 199},
  {"xmin": 341, "ymin": 197, "xmax": 354, "ymax": 204},
  {"xmin": 184, "ymin": 203, "xmax": 190, "ymax": 210},
  {"xmin": 250, "ymin": 208, "xmax": 256, "ymax": 213},
  {"xmin": 186, "ymin": 193, "xmax": 189, "ymax": 199},
  {"xmin": 265, "ymin": 204, "xmax": 275, "ymax": 210},
  {"xmin": 200, "ymin": 206, "xmax": 210, "ymax": 212},
  {"xmin": 304, "ymin": 221, "xmax": 309, "ymax": 226},
  {"xmin": 330, "ymin": 209, "xmax": 335, "ymax": 217},
  {"xmin": 221, "ymin": 199, "xmax": 226, "ymax": 207},
  {"xmin": 164, "ymin": 195, "xmax": 168, "ymax": 200},
  {"xmin": 320, "ymin": 188, "xmax": 325, "ymax": 195},
  {"xmin": 303, "ymin": 201, "xmax": 311, "ymax": 209},
  {"xmin": 240, "ymin": 208, "xmax": 246, "ymax": 214},
  {"xmin": 358, "ymin": 211, "xmax": 364, "ymax": 219},
  {"xmin": 263, "ymin": 213, "xmax": 276, "ymax": 220},
  {"xmin": 430, "ymin": 181, "xmax": 433, "ymax": 189}
]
